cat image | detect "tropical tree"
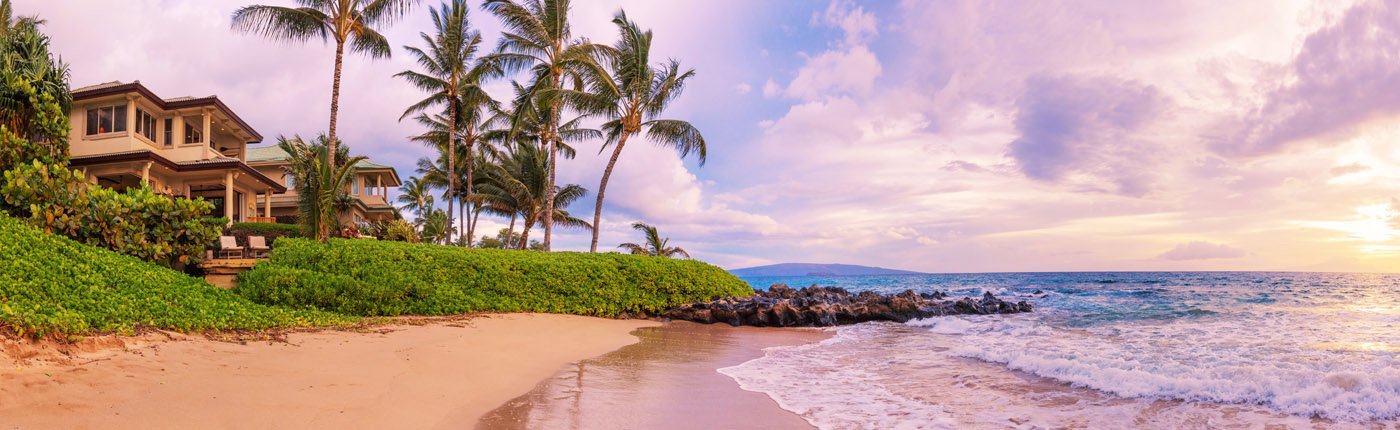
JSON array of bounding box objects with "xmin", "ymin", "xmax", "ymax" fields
[
  {"xmin": 0, "ymin": 0, "xmax": 69, "ymax": 153},
  {"xmin": 477, "ymin": 142, "xmax": 589, "ymax": 249},
  {"xmin": 617, "ymin": 222, "xmax": 689, "ymax": 258},
  {"xmin": 417, "ymin": 208, "xmax": 451, "ymax": 244},
  {"xmin": 396, "ymin": 176, "xmax": 435, "ymax": 218},
  {"xmin": 483, "ymin": 0, "xmax": 601, "ymax": 251},
  {"xmin": 232, "ymin": 0, "xmax": 416, "ymax": 176},
  {"xmin": 562, "ymin": 11, "xmax": 705, "ymax": 253},
  {"xmin": 396, "ymin": 0, "xmax": 496, "ymax": 246},
  {"xmin": 276, "ymin": 134, "xmax": 365, "ymax": 241}
]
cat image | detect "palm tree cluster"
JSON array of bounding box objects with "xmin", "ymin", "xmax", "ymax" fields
[
  {"xmin": 277, "ymin": 134, "xmax": 365, "ymax": 241},
  {"xmin": 233, "ymin": 0, "xmax": 708, "ymax": 255},
  {"xmin": 618, "ymin": 222, "xmax": 689, "ymax": 258}
]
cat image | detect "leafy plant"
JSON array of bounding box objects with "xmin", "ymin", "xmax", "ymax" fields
[
  {"xmin": 236, "ymin": 237, "xmax": 753, "ymax": 317},
  {"xmin": 618, "ymin": 222, "xmax": 690, "ymax": 258},
  {"xmin": 1, "ymin": 161, "xmax": 225, "ymax": 267},
  {"xmin": 227, "ymin": 222, "xmax": 302, "ymax": 246},
  {"xmin": 382, "ymin": 219, "xmax": 420, "ymax": 243},
  {"xmin": 0, "ymin": 213, "xmax": 352, "ymax": 339}
]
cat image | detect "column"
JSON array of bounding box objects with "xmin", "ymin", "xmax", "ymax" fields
[
  {"xmin": 224, "ymin": 171, "xmax": 234, "ymax": 226},
  {"xmin": 140, "ymin": 161, "xmax": 151, "ymax": 185},
  {"xmin": 202, "ymin": 110, "xmax": 212, "ymax": 146},
  {"xmin": 264, "ymin": 189, "xmax": 272, "ymax": 218},
  {"xmin": 173, "ymin": 115, "xmax": 185, "ymax": 144},
  {"xmin": 126, "ymin": 97, "xmax": 137, "ymax": 134}
]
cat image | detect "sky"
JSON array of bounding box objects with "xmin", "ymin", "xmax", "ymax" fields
[{"xmin": 21, "ymin": 0, "xmax": 1400, "ymax": 273}]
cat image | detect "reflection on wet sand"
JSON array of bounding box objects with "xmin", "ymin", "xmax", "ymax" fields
[{"xmin": 476, "ymin": 322, "xmax": 828, "ymax": 430}]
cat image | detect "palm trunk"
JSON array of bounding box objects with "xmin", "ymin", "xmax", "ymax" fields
[
  {"xmin": 542, "ymin": 69, "xmax": 561, "ymax": 252},
  {"xmin": 446, "ymin": 104, "xmax": 457, "ymax": 246},
  {"xmin": 465, "ymin": 136, "xmax": 475, "ymax": 248},
  {"xmin": 589, "ymin": 134, "xmax": 629, "ymax": 252},
  {"xmin": 327, "ymin": 42, "xmax": 344, "ymax": 190},
  {"xmin": 518, "ymin": 222, "xmax": 531, "ymax": 250},
  {"xmin": 506, "ymin": 212, "xmax": 517, "ymax": 244},
  {"xmin": 470, "ymin": 202, "xmax": 482, "ymax": 244},
  {"xmin": 458, "ymin": 198, "xmax": 465, "ymax": 245}
]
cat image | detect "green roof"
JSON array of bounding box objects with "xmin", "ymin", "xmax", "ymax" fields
[{"xmin": 244, "ymin": 144, "xmax": 402, "ymax": 185}]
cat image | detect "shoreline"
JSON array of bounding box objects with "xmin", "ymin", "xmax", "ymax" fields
[
  {"xmin": 477, "ymin": 321, "xmax": 831, "ymax": 429},
  {"xmin": 0, "ymin": 313, "xmax": 657, "ymax": 429}
]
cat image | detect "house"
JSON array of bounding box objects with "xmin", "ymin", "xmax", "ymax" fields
[
  {"xmin": 245, "ymin": 144, "xmax": 402, "ymax": 225},
  {"xmin": 68, "ymin": 81, "xmax": 285, "ymax": 225}
]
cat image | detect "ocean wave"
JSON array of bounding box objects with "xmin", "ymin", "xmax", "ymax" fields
[
  {"xmin": 951, "ymin": 318, "xmax": 1400, "ymax": 422},
  {"xmin": 718, "ymin": 327, "xmax": 959, "ymax": 430}
]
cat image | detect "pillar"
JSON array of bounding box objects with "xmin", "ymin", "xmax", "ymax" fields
[
  {"xmin": 201, "ymin": 110, "xmax": 212, "ymax": 147},
  {"xmin": 140, "ymin": 161, "xmax": 151, "ymax": 185},
  {"xmin": 173, "ymin": 115, "xmax": 185, "ymax": 144},
  {"xmin": 264, "ymin": 189, "xmax": 272, "ymax": 218},
  {"xmin": 224, "ymin": 171, "xmax": 234, "ymax": 226}
]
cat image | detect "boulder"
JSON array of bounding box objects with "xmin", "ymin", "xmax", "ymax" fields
[{"xmin": 661, "ymin": 284, "xmax": 1033, "ymax": 327}]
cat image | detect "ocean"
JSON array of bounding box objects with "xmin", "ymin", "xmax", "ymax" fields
[{"xmin": 721, "ymin": 272, "xmax": 1400, "ymax": 429}]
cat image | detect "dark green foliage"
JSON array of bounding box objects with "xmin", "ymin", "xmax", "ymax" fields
[
  {"xmin": 1, "ymin": 161, "xmax": 225, "ymax": 266},
  {"xmin": 236, "ymin": 238, "xmax": 754, "ymax": 317},
  {"xmin": 226, "ymin": 222, "xmax": 302, "ymax": 245},
  {"xmin": 0, "ymin": 3, "xmax": 70, "ymax": 167},
  {"xmin": 382, "ymin": 219, "xmax": 419, "ymax": 243},
  {"xmin": 0, "ymin": 213, "xmax": 353, "ymax": 339}
]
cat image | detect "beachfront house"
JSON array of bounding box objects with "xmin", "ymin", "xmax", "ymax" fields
[
  {"xmin": 67, "ymin": 81, "xmax": 284, "ymax": 225},
  {"xmin": 66, "ymin": 80, "xmax": 402, "ymax": 227},
  {"xmin": 245, "ymin": 145, "xmax": 402, "ymax": 225}
]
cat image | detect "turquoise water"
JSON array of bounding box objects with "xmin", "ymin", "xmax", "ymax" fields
[{"xmin": 723, "ymin": 272, "xmax": 1400, "ymax": 428}]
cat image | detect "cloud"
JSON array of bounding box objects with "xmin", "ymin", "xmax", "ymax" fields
[
  {"xmin": 784, "ymin": 45, "xmax": 881, "ymax": 100},
  {"xmin": 1158, "ymin": 241, "xmax": 1247, "ymax": 260},
  {"xmin": 762, "ymin": 78, "xmax": 782, "ymax": 98},
  {"xmin": 1217, "ymin": 0, "xmax": 1400, "ymax": 156},
  {"xmin": 735, "ymin": 82, "xmax": 752, "ymax": 95},
  {"xmin": 1007, "ymin": 74, "xmax": 1170, "ymax": 196},
  {"xmin": 816, "ymin": 0, "xmax": 877, "ymax": 46}
]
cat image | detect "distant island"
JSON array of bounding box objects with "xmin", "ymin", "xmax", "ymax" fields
[{"xmin": 729, "ymin": 263, "xmax": 926, "ymax": 277}]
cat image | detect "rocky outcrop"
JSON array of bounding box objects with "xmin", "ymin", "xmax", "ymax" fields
[{"xmin": 661, "ymin": 284, "xmax": 1032, "ymax": 327}]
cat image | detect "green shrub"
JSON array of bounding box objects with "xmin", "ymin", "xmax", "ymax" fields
[
  {"xmin": 382, "ymin": 219, "xmax": 419, "ymax": 243},
  {"xmin": 0, "ymin": 213, "xmax": 353, "ymax": 339},
  {"xmin": 1, "ymin": 161, "xmax": 224, "ymax": 266},
  {"xmin": 227, "ymin": 222, "xmax": 302, "ymax": 246},
  {"xmin": 236, "ymin": 238, "xmax": 754, "ymax": 317}
]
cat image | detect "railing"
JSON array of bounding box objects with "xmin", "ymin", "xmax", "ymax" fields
[{"xmin": 245, "ymin": 216, "xmax": 276, "ymax": 223}]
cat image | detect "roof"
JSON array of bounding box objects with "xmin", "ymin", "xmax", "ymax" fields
[
  {"xmin": 243, "ymin": 144, "xmax": 403, "ymax": 186},
  {"xmin": 69, "ymin": 150, "xmax": 286, "ymax": 193},
  {"xmin": 71, "ymin": 81, "xmax": 263, "ymax": 143}
]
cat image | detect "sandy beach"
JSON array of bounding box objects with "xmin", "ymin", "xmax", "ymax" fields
[
  {"xmin": 0, "ymin": 314, "xmax": 657, "ymax": 430},
  {"xmin": 478, "ymin": 321, "xmax": 830, "ymax": 429}
]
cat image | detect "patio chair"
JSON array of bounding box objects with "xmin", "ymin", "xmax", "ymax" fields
[
  {"xmin": 248, "ymin": 236, "xmax": 271, "ymax": 259},
  {"xmin": 217, "ymin": 236, "xmax": 244, "ymax": 259}
]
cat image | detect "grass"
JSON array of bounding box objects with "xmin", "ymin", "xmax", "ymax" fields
[
  {"xmin": 236, "ymin": 238, "xmax": 754, "ymax": 317},
  {"xmin": 0, "ymin": 213, "xmax": 355, "ymax": 340}
]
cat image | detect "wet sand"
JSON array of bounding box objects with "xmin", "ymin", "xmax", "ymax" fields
[
  {"xmin": 0, "ymin": 314, "xmax": 657, "ymax": 430},
  {"xmin": 477, "ymin": 321, "xmax": 830, "ymax": 430}
]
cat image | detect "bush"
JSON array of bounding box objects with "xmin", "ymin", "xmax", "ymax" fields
[
  {"xmin": 0, "ymin": 213, "xmax": 353, "ymax": 339},
  {"xmin": 236, "ymin": 238, "xmax": 754, "ymax": 317},
  {"xmin": 227, "ymin": 222, "xmax": 302, "ymax": 246},
  {"xmin": 382, "ymin": 219, "xmax": 419, "ymax": 243},
  {"xmin": 1, "ymin": 161, "xmax": 225, "ymax": 266}
]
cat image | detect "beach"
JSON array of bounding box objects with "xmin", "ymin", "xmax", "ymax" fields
[{"xmin": 0, "ymin": 314, "xmax": 659, "ymax": 429}]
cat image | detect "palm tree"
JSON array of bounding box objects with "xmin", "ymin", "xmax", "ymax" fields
[
  {"xmin": 477, "ymin": 142, "xmax": 590, "ymax": 249},
  {"xmin": 396, "ymin": 0, "xmax": 496, "ymax": 246},
  {"xmin": 563, "ymin": 11, "xmax": 705, "ymax": 253},
  {"xmin": 618, "ymin": 222, "xmax": 689, "ymax": 258},
  {"xmin": 483, "ymin": 0, "xmax": 602, "ymax": 251},
  {"xmin": 232, "ymin": 0, "xmax": 416, "ymax": 176},
  {"xmin": 277, "ymin": 134, "xmax": 366, "ymax": 241},
  {"xmin": 396, "ymin": 176, "xmax": 435, "ymax": 218},
  {"xmin": 417, "ymin": 208, "xmax": 451, "ymax": 244}
]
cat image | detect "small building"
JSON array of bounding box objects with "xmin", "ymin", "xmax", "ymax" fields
[
  {"xmin": 67, "ymin": 81, "xmax": 284, "ymax": 224},
  {"xmin": 245, "ymin": 144, "xmax": 402, "ymax": 225}
]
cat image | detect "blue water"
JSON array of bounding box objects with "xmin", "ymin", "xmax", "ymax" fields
[{"xmin": 722, "ymin": 272, "xmax": 1400, "ymax": 428}]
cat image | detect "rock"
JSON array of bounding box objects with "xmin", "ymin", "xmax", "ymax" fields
[{"xmin": 661, "ymin": 284, "xmax": 1033, "ymax": 327}]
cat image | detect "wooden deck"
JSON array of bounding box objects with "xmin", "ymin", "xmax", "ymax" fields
[{"xmin": 199, "ymin": 258, "xmax": 265, "ymax": 289}]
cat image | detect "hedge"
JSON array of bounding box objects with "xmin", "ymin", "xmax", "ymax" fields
[
  {"xmin": 226, "ymin": 222, "xmax": 302, "ymax": 246},
  {"xmin": 0, "ymin": 213, "xmax": 354, "ymax": 339},
  {"xmin": 236, "ymin": 238, "xmax": 754, "ymax": 317}
]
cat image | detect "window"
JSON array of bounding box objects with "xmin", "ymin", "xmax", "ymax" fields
[
  {"xmin": 134, "ymin": 109, "xmax": 157, "ymax": 142},
  {"xmin": 163, "ymin": 118, "xmax": 172, "ymax": 146},
  {"xmin": 184, "ymin": 122, "xmax": 202, "ymax": 144},
  {"xmin": 84, "ymin": 104, "xmax": 127, "ymax": 135}
]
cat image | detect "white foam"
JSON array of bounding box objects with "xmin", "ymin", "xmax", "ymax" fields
[
  {"xmin": 907, "ymin": 316, "xmax": 976, "ymax": 335},
  {"xmin": 718, "ymin": 326, "xmax": 959, "ymax": 430},
  {"xmin": 951, "ymin": 315, "xmax": 1400, "ymax": 422}
]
